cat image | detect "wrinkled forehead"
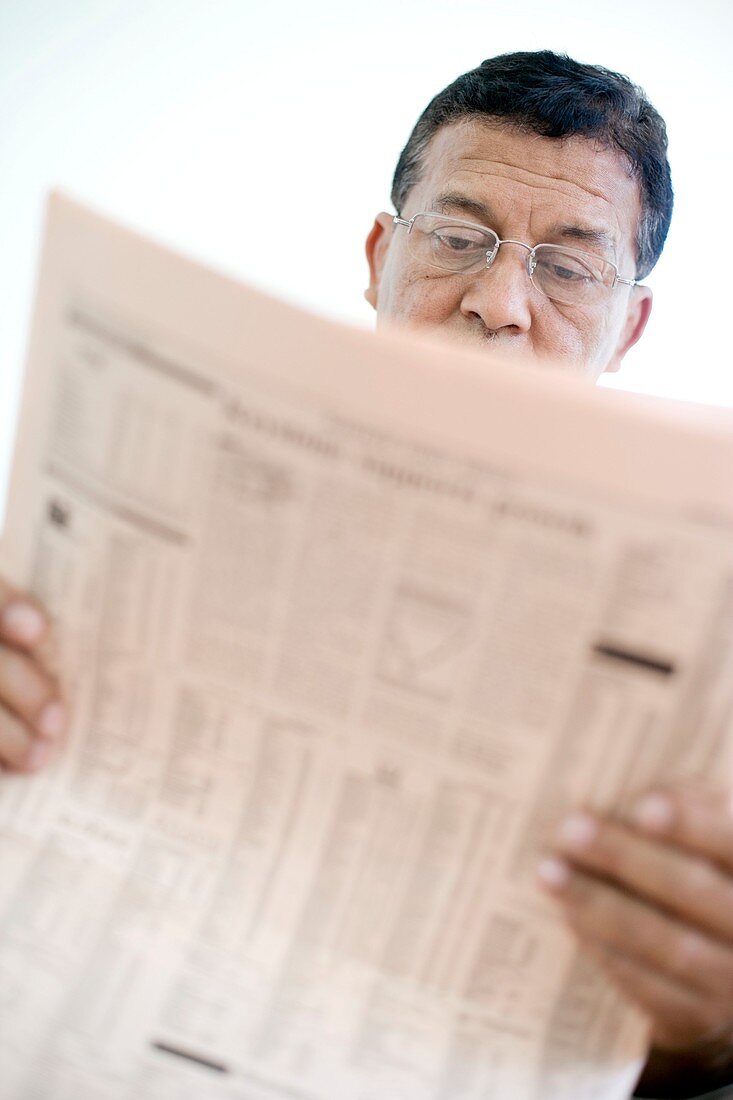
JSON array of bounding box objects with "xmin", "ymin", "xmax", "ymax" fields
[{"xmin": 408, "ymin": 119, "xmax": 642, "ymax": 258}]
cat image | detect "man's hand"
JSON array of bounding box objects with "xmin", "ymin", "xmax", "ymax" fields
[
  {"xmin": 0, "ymin": 577, "xmax": 66, "ymax": 772},
  {"xmin": 538, "ymin": 784, "xmax": 733, "ymax": 1094}
]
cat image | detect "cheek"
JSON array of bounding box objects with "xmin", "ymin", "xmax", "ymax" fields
[
  {"xmin": 537, "ymin": 307, "xmax": 613, "ymax": 369},
  {"xmin": 580, "ymin": 311, "xmax": 621, "ymax": 367},
  {"xmin": 380, "ymin": 263, "xmax": 461, "ymax": 324}
]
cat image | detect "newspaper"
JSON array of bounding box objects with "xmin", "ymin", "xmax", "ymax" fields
[{"xmin": 1, "ymin": 193, "xmax": 733, "ymax": 1100}]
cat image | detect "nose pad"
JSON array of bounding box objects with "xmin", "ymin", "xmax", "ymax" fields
[{"xmin": 483, "ymin": 241, "xmax": 534, "ymax": 280}]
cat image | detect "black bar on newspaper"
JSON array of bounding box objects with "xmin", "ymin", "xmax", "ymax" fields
[
  {"xmin": 151, "ymin": 1041, "xmax": 230, "ymax": 1074},
  {"xmin": 593, "ymin": 641, "xmax": 676, "ymax": 676}
]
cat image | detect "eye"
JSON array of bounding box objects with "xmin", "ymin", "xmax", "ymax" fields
[
  {"xmin": 534, "ymin": 251, "xmax": 597, "ymax": 284},
  {"xmin": 551, "ymin": 263, "xmax": 590, "ymax": 283},
  {"xmin": 432, "ymin": 228, "xmax": 485, "ymax": 253}
]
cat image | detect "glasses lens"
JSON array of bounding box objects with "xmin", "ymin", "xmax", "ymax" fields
[
  {"xmin": 408, "ymin": 214, "xmax": 495, "ymax": 273},
  {"xmin": 531, "ymin": 246, "xmax": 614, "ymax": 306}
]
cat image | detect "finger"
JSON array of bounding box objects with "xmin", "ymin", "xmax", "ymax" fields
[
  {"xmin": 551, "ymin": 811, "xmax": 733, "ymax": 942},
  {"xmin": 580, "ymin": 938, "xmax": 724, "ymax": 1051},
  {"xmin": 0, "ymin": 707, "xmax": 54, "ymax": 773},
  {"xmin": 0, "ymin": 578, "xmax": 48, "ymax": 651},
  {"xmin": 629, "ymin": 788, "xmax": 733, "ymax": 874},
  {"xmin": 664, "ymin": 780, "xmax": 731, "ymax": 812},
  {"xmin": 538, "ymin": 859, "xmax": 733, "ymax": 1004},
  {"xmin": 0, "ymin": 643, "xmax": 66, "ymax": 738}
]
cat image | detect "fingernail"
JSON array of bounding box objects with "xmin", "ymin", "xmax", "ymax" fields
[
  {"xmin": 26, "ymin": 740, "xmax": 51, "ymax": 771},
  {"xmin": 1, "ymin": 602, "xmax": 45, "ymax": 644},
  {"xmin": 537, "ymin": 857, "xmax": 571, "ymax": 890},
  {"xmin": 557, "ymin": 812, "xmax": 597, "ymax": 849},
  {"xmin": 632, "ymin": 793, "xmax": 675, "ymax": 833},
  {"xmin": 37, "ymin": 701, "xmax": 67, "ymax": 740}
]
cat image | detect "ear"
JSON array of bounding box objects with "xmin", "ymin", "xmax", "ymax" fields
[
  {"xmin": 603, "ymin": 285, "xmax": 653, "ymax": 374},
  {"xmin": 364, "ymin": 212, "xmax": 395, "ymax": 311}
]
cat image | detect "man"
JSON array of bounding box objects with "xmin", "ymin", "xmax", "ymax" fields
[
  {"xmin": 363, "ymin": 52, "xmax": 733, "ymax": 1099},
  {"xmin": 0, "ymin": 49, "xmax": 730, "ymax": 1100}
]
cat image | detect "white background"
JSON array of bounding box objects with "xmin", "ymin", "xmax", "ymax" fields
[{"xmin": 1, "ymin": 0, "xmax": 731, "ymax": 502}]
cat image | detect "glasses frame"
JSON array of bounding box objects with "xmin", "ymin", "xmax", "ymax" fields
[{"xmin": 393, "ymin": 213, "xmax": 638, "ymax": 305}]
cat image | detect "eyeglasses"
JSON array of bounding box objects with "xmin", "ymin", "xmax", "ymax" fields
[{"xmin": 392, "ymin": 213, "xmax": 638, "ymax": 308}]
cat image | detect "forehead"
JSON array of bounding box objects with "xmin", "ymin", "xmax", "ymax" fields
[{"xmin": 410, "ymin": 119, "xmax": 642, "ymax": 253}]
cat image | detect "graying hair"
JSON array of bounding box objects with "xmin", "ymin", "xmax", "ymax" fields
[{"xmin": 391, "ymin": 52, "xmax": 673, "ymax": 280}]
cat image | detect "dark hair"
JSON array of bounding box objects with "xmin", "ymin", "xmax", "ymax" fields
[{"xmin": 391, "ymin": 51, "xmax": 673, "ymax": 279}]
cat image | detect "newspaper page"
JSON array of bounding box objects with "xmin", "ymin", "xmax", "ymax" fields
[{"xmin": 1, "ymin": 193, "xmax": 733, "ymax": 1100}]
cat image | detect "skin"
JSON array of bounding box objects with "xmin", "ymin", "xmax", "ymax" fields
[
  {"xmin": 365, "ymin": 119, "xmax": 653, "ymax": 379},
  {"xmin": 366, "ymin": 119, "xmax": 733, "ymax": 1092},
  {"xmin": 0, "ymin": 577, "xmax": 66, "ymax": 772}
]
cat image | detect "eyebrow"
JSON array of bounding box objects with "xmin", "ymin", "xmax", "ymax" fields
[
  {"xmin": 549, "ymin": 223, "xmax": 617, "ymax": 258},
  {"xmin": 431, "ymin": 191, "xmax": 498, "ymax": 223},
  {"xmin": 430, "ymin": 191, "xmax": 617, "ymax": 258}
]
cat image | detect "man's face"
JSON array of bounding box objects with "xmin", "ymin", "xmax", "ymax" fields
[{"xmin": 365, "ymin": 119, "xmax": 653, "ymax": 379}]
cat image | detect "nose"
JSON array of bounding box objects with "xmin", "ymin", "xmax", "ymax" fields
[{"xmin": 458, "ymin": 242, "xmax": 534, "ymax": 335}]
